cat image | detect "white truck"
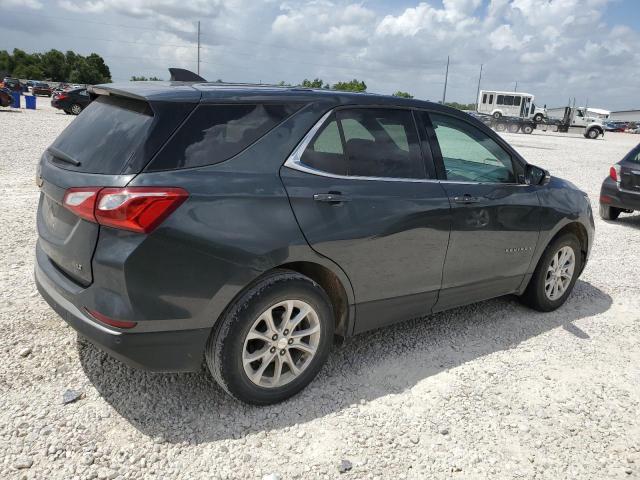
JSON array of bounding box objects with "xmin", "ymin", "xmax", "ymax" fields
[{"xmin": 477, "ymin": 89, "xmax": 547, "ymax": 123}]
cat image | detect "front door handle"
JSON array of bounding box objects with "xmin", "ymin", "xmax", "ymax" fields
[
  {"xmin": 453, "ymin": 195, "xmax": 481, "ymax": 204},
  {"xmin": 313, "ymin": 193, "xmax": 351, "ymax": 203}
]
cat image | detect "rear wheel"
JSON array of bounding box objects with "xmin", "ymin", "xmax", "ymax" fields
[
  {"xmin": 493, "ymin": 111, "xmax": 502, "ymax": 119},
  {"xmin": 599, "ymin": 203, "xmax": 621, "ymax": 220},
  {"xmin": 206, "ymin": 270, "xmax": 334, "ymax": 405},
  {"xmin": 520, "ymin": 234, "xmax": 582, "ymax": 312},
  {"xmin": 70, "ymin": 103, "xmax": 83, "ymax": 115},
  {"xmin": 495, "ymin": 122, "xmax": 507, "ymax": 132},
  {"xmin": 508, "ymin": 123, "xmax": 520, "ymax": 133},
  {"xmin": 522, "ymin": 124, "xmax": 534, "ymax": 134}
]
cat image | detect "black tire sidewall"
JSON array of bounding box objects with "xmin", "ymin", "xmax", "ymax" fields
[
  {"xmin": 207, "ymin": 272, "xmax": 334, "ymax": 405},
  {"xmin": 526, "ymin": 234, "xmax": 583, "ymax": 311},
  {"xmin": 599, "ymin": 203, "xmax": 620, "ymax": 220}
]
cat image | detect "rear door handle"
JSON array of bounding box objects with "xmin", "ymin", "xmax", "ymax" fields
[
  {"xmin": 453, "ymin": 195, "xmax": 482, "ymax": 204},
  {"xmin": 313, "ymin": 193, "xmax": 351, "ymax": 203}
]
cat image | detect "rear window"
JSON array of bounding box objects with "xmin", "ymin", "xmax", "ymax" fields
[
  {"xmin": 147, "ymin": 104, "xmax": 300, "ymax": 171},
  {"xmin": 49, "ymin": 95, "xmax": 154, "ymax": 174}
]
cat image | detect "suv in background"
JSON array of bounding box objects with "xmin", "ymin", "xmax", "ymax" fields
[
  {"xmin": 32, "ymin": 82, "xmax": 53, "ymax": 97},
  {"xmin": 36, "ymin": 79, "xmax": 594, "ymax": 404}
]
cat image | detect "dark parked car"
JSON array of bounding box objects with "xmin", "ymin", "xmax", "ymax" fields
[
  {"xmin": 51, "ymin": 87, "xmax": 92, "ymax": 115},
  {"xmin": 2, "ymin": 77, "xmax": 23, "ymax": 92},
  {"xmin": 600, "ymin": 143, "xmax": 640, "ymax": 219},
  {"xmin": 32, "ymin": 82, "xmax": 53, "ymax": 97},
  {"xmin": 35, "ymin": 81, "xmax": 594, "ymax": 404},
  {"xmin": 0, "ymin": 87, "xmax": 12, "ymax": 107}
]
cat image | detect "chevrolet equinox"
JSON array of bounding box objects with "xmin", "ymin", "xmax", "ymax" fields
[{"xmin": 35, "ymin": 80, "xmax": 594, "ymax": 404}]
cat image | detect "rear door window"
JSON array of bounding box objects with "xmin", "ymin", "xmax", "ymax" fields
[
  {"xmin": 148, "ymin": 104, "xmax": 300, "ymax": 170},
  {"xmin": 49, "ymin": 95, "xmax": 154, "ymax": 174},
  {"xmin": 300, "ymin": 114, "xmax": 347, "ymax": 175}
]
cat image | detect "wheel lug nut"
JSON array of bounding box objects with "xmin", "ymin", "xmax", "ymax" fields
[
  {"xmin": 283, "ymin": 329, "xmax": 289, "ymax": 335},
  {"xmin": 272, "ymin": 334, "xmax": 278, "ymax": 341},
  {"xmin": 288, "ymin": 338, "xmax": 293, "ymax": 345},
  {"xmin": 270, "ymin": 347, "xmax": 276, "ymax": 353},
  {"xmin": 280, "ymin": 349, "xmax": 286, "ymax": 355}
]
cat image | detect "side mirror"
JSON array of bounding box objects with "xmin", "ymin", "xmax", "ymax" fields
[{"xmin": 525, "ymin": 164, "xmax": 551, "ymax": 186}]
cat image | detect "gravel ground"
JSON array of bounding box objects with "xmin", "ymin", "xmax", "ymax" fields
[{"xmin": 1, "ymin": 103, "xmax": 639, "ymax": 480}]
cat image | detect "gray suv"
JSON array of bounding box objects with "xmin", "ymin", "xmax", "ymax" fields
[{"xmin": 35, "ymin": 81, "xmax": 594, "ymax": 404}]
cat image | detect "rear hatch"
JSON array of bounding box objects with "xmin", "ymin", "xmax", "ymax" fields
[
  {"xmin": 37, "ymin": 86, "xmax": 199, "ymax": 285},
  {"xmin": 620, "ymin": 147, "xmax": 640, "ymax": 193}
]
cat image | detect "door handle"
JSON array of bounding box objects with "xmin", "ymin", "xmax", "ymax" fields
[
  {"xmin": 453, "ymin": 195, "xmax": 481, "ymax": 204},
  {"xmin": 313, "ymin": 193, "xmax": 351, "ymax": 203}
]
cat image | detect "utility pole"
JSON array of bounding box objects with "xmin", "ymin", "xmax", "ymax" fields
[
  {"xmin": 442, "ymin": 55, "xmax": 449, "ymax": 104},
  {"xmin": 514, "ymin": 81, "xmax": 518, "ymax": 92},
  {"xmin": 475, "ymin": 64, "xmax": 483, "ymax": 111},
  {"xmin": 197, "ymin": 21, "xmax": 201, "ymax": 76}
]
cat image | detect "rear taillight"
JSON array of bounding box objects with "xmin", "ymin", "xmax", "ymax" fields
[
  {"xmin": 610, "ymin": 165, "xmax": 621, "ymax": 183},
  {"xmin": 62, "ymin": 187, "xmax": 188, "ymax": 233},
  {"xmin": 57, "ymin": 93, "xmax": 67, "ymax": 100}
]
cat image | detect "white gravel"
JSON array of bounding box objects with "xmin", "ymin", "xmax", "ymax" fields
[{"xmin": 1, "ymin": 103, "xmax": 639, "ymax": 479}]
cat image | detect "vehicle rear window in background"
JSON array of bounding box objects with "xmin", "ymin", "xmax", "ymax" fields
[
  {"xmin": 148, "ymin": 104, "xmax": 300, "ymax": 170},
  {"xmin": 49, "ymin": 95, "xmax": 153, "ymax": 174}
]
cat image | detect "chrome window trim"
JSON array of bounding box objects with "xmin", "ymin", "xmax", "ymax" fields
[{"xmin": 284, "ymin": 108, "xmax": 528, "ymax": 187}]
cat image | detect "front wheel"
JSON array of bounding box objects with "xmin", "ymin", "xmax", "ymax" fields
[
  {"xmin": 206, "ymin": 270, "xmax": 334, "ymax": 405},
  {"xmin": 520, "ymin": 234, "xmax": 582, "ymax": 312},
  {"xmin": 585, "ymin": 128, "xmax": 600, "ymax": 139},
  {"xmin": 599, "ymin": 203, "xmax": 621, "ymax": 220},
  {"xmin": 533, "ymin": 113, "xmax": 544, "ymax": 123},
  {"xmin": 493, "ymin": 111, "xmax": 502, "ymax": 119}
]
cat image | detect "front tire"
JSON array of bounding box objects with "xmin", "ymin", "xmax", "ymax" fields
[
  {"xmin": 599, "ymin": 203, "xmax": 621, "ymax": 220},
  {"xmin": 533, "ymin": 113, "xmax": 544, "ymax": 123},
  {"xmin": 586, "ymin": 128, "xmax": 599, "ymax": 139},
  {"xmin": 493, "ymin": 111, "xmax": 502, "ymax": 119},
  {"xmin": 520, "ymin": 234, "xmax": 582, "ymax": 312},
  {"xmin": 206, "ymin": 270, "xmax": 334, "ymax": 405}
]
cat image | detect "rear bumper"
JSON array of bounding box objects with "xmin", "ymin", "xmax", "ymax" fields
[
  {"xmin": 600, "ymin": 177, "xmax": 640, "ymax": 210},
  {"xmin": 35, "ymin": 257, "xmax": 209, "ymax": 372}
]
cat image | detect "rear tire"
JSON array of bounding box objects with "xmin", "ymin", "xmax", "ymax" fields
[
  {"xmin": 599, "ymin": 203, "xmax": 621, "ymax": 220},
  {"xmin": 205, "ymin": 270, "xmax": 334, "ymax": 405},
  {"xmin": 522, "ymin": 124, "xmax": 534, "ymax": 134},
  {"xmin": 520, "ymin": 234, "xmax": 582, "ymax": 312},
  {"xmin": 493, "ymin": 111, "xmax": 502, "ymax": 119},
  {"xmin": 508, "ymin": 123, "xmax": 520, "ymax": 133},
  {"xmin": 495, "ymin": 122, "xmax": 507, "ymax": 132}
]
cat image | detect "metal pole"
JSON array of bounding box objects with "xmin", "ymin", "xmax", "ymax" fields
[
  {"xmin": 514, "ymin": 81, "xmax": 518, "ymax": 92},
  {"xmin": 197, "ymin": 21, "xmax": 201, "ymax": 76},
  {"xmin": 442, "ymin": 55, "xmax": 449, "ymax": 104},
  {"xmin": 475, "ymin": 64, "xmax": 483, "ymax": 111}
]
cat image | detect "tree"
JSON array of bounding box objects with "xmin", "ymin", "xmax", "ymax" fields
[
  {"xmin": 277, "ymin": 80, "xmax": 292, "ymax": 87},
  {"xmin": 0, "ymin": 49, "xmax": 112, "ymax": 83},
  {"xmin": 332, "ymin": 79, "xmax": 366, "ymax": 92},
  {"xmin": 444, "ymin": 101, "xmax": 475, "ymax": 111},
  {"xmin": 392, "ymin": 91, "xmax": 413, "ymax": 98},
  {"xmin": 301, "ymin": 78, "xmax": 325, "ymax": 88}
]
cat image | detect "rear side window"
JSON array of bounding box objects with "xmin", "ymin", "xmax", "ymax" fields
[
  {"xmin": 49, "ymin": 95, "xmax": 154, "ymax": 174},
  {"xmin": 148, "ymin": 104, "xmax": 300, "ymax": 170},
  {"xmin": 497, "ymin": 95, "xmax": 504, "ymax": 105},
  {"xmin": 298, "ymin": 108, "xmax": 426, "ymax": 179}
]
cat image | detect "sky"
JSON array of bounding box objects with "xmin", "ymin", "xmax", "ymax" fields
[{"xmin": 0, "ymin": 0, "xmax": 639, "ymax": 110}]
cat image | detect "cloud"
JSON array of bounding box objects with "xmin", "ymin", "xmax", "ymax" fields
[{"xmin": 0, "ymin": 0, "xmax": 638, "ymax": 109}]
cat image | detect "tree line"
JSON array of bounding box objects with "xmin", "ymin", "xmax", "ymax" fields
[{"xmin": 0, "ymin": 49, "xmax": 111, "ymax": 84}]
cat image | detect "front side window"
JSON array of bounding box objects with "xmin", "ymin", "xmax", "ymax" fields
[
  {"xmin": 298, "ymin": 108, "xmax": 426, "ymax": 179},
  {"xmin": 497, "ymin": 95, "xmax": 504, "ymax": 105},
  {"xmin": 489, "ymin": 94, "xmax": 494, "ymax": 104},
  {"xmin": 430, "ymin": 113, "xmax": 516, "ymax": 184},
  {"xmin": 482, "ymin": 94, "xmax": 487, "ymax": 104}
]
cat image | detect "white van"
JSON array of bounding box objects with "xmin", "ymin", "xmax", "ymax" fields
[{"xmin": 477, "ymin": 90, "xmax": 546, "ymax": 122}]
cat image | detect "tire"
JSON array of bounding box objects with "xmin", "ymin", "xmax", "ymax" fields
[
  {"xmin": 533, "ymin": 113, "xmax": 544, "ymax": 123},
  {"xmin": 206, "ymin": 270, "xmax": 334, "ymax": 405},
  {"xmin": 522, "ymin": 124, "xmax": 534, "ymax": 134},
  {"xmin": 495, "ymin": 122, "xmax": 507, "ymax": 132},
  {"xmin": 599, "ymin": 203, "xmax": 621, "ymax": 220},
  {"xmin": 508, "ymin": 123, "xmax": 520, "ymax": 133},
  {"xmin": 520, "ymin": 233, "xmax": 582, "ymax": 312},
  {"xmin": 585, "ymin": 128, "xmax": 599, "ymax": 139},
  {"xmin": 70, "ymin": 103, "xmax": 82, "ymax": 115},
  {"xmin": 493, "ymin": 111, "xmax": 502, "ymax": 119}
]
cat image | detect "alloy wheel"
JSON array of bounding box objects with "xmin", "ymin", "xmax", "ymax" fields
[
  {"xmin": 544, "ymin": 246, "xmax": 575, "ymax": 301},
  {"xmin": 71, "ymin": 104, "xmax": 82, "ymax": 115},
  {"xmin": 242, "ymin": 299, "xmax": 321, "ymax": 388}
]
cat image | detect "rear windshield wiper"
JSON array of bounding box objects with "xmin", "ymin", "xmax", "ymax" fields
[{"xmin": 48, "ymin": 146, "xmax": 81, "ymax": 167}]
